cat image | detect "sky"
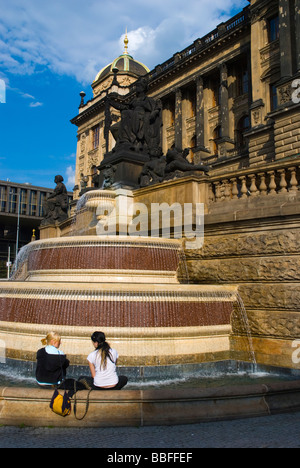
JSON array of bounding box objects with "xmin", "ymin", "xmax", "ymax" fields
[{"xmin": 0, "ymin": 0, "xmax": 249, "ymax": 191}]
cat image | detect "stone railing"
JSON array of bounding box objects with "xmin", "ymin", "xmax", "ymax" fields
[{"xmin": 208, "ymin": 162, "xmax": 300, "ymax": 203}]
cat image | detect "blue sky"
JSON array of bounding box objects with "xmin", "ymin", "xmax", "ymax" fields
[{"xmin": 0, "ymin": 0, "xmax": 249, "ymax": 191}]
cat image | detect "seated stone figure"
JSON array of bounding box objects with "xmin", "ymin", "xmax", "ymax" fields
[
  {"xmin": 165, "ymin": 147, "xmax": 209, "ymax": 176},
  {"xmin": 41, "ymin": 175, "xmax": 68, "ymax": 226},
  {"xmin": 139, "ymin": 148, "xmax": 166, "ymax": 187}
]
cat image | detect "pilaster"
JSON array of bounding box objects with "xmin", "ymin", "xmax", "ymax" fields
[
  {"xmin": 295, "ymin": 0, "xmax": 300, "ymax": 72},
  {"xmin": 278, "ymin": 0, "xmax": 293, "ymax": 78},
  {"xmin": 175, "ymin": 88, "xmax": 183, "ymax": 150},
  {"xmin": 218, "ymin": 63, "xmax": 235, "ymax": 157},
  {"xmin": 194, "ymin": 76, "xmax": 210, "ymax": 163}
]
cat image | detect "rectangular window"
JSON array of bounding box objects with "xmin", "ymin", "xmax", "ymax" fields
[
  {"xmin": 20, "ymin": 189, "xmax": 27, "ymax": 215},
  {"xmin": 93, "ymin": 126, "xmax": 100, "ymax": 149},
  {"xmin": 8, "ymin": 188, "xmax": 17, "ymax": 214},
  {"xmin": 0, "ymin": 186, "xmax": 6, "ymax": 212},
  {"xmin": 29, "ymin": 190, "xmax": 37, "ymax": 216},
  {"xmin": 270, "ymin": 84, "xmax": 278, "ymax": 111},
  {"xmin": 237, "ymin": 66, "xmax": 249, "ymax": 96},
  {"xmin": 38, "ymin": 192, "xmax": 46, "ymax": 217},
  {"xmin": 268, "ymin": 16, "xmax": 279, "ymax": 43},
  {"xmin": 212, "ymin": 81, "xmax": 220, "ymax": 107}
]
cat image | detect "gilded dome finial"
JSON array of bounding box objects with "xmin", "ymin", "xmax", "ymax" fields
[{"xmin": 124, "ymin": 27, "xmax": 129, "ymax": 55}]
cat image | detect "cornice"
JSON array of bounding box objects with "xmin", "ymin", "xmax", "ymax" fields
[{"xmin": 148, "ymin": 7, "xmax": 251, "ymax": 90}]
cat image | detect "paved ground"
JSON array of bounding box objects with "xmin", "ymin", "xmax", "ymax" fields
[{"xmin": 1, "ymin": 411, "xmax": 300, "ymax": 448}]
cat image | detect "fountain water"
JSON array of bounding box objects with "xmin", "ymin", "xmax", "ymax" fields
[{"xmin": 0, "ymin": 189, "xmax": 253, "ymax": 379}]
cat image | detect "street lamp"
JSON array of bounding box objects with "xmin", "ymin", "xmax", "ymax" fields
[
  {"xmin": 16, "ymin": 190, "xmax": 21, "ymax": 257},
  {"xmin": 9, "ymin": 188, "xmax": 22, "ymax": 260},
  {"xmin": 6, "ymin": 245, "xmax": 12, "ymax": 279}
]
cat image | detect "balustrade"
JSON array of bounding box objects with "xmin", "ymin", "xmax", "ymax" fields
[{"xmin": 209, "ymin": 166, "xmax": 300, "ymax": 203}]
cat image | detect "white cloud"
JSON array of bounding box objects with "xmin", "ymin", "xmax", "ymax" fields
[
  {"xmin": 66, "ymin": 165, "xmax": 75, "ymax": 189},
  {"xmin": 29, "ymin": 101, "xmax": 43, "ymax": 108},
  {"xmin": 0, "ymin": 0, "xmax": 249, "ymax": 84}
]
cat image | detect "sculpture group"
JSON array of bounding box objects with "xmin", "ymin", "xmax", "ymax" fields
[{"xmin": 98, "ymin": 76, "xmax": 209, "ymax": 190}]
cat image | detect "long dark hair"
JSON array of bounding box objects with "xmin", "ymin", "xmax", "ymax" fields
[{"xmin": 91, "ymin": 331, "xmax": 114, "ymax": 370}]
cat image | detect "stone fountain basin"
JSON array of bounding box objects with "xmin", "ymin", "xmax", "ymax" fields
[
  {"xmin": 0, "ymin": 283, "xmax": 239, "ymax": 365},
  {"xmin": 1, "ymin": 380, "xmax": 300, "ymax": 427}
]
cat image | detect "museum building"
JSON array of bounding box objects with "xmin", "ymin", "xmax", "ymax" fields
[
  {"xmin": 71, "ymin": 0, "xmax": 299, "ymax": 199},
  {"xmin": 67, "ymin": 0, "xmax": 300, "ymax": 368}
]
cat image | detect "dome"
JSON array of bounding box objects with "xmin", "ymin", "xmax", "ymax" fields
[{"xmin": 93, "ymin": 33, "xmax": 150, "ymax": 84}]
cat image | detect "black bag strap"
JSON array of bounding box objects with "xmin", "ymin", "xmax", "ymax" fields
[
  {"xmin": 73, "ymin": 380, "xmax": 92, "ymax": 421},
  {"xmin": 57, "ymin": 351, "xmax": 66, "ymax": 391}
]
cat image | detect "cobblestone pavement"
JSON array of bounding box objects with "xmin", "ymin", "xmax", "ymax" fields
[{"xmin": 1, "ymin": 412, "xmax": 300, "ymax": 448}]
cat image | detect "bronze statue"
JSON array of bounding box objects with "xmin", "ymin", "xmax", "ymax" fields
[
  {"xmin": 139, "ymin": 148, "xmax": 166, "ymax": 187},
  {"xmin": 165, "ymin": 147, "xmax": 209, "ymax": 175},
  {"xmin": 41, "ymin": 175, "xmax": 68, "ymax": 226},
  {"xmin": 108, "ymin": 77, "xmax": 162, "ymax": 155},
  {"xmin": 139, "ymin": 147, "xmax": 210, "ymax": 187}
]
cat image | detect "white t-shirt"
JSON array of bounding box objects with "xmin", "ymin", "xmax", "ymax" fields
[{"xmin": 87, "ymin": 348, "xmax": 119, "ymax": 387}]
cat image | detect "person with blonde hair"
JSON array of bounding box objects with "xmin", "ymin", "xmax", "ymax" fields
[{"xmin": 36, "ymin": 332, "xmax": 70, "ymax": 387}]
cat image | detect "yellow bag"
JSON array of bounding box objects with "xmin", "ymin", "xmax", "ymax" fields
[{"xmin": 50, "ymin": 389, "xmax": 71, "ymax": 417}]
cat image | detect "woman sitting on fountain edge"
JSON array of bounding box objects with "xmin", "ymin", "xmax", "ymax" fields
[
  {"xmin": 36, "ymin": 332, "xmax": 70, "ymax": 387},
  {"xmin": 84, "ymin": 331, "xmax": 128, "ymax": 390}
]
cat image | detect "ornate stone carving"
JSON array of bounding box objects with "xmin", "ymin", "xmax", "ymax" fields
[
  {"xmin": 233, "ymin": 310, "xmax": 300, "ymax": 340},
  {"xmin": 278, "ymin": 84, "xmax": 292, "ymax": 105}
]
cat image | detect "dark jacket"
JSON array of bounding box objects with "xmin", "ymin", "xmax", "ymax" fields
[{"xmin": 36, "ymin": 348, "xmax": 70, "ymax": 385}]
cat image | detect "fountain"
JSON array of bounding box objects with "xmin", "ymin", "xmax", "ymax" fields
[
  {"xmin": 1, "ymin": 77, "xmax": 300, "ymax": 428},
  {"xmin": 0, "ymin": 188, "xmax": 245, "ymax": 370}
]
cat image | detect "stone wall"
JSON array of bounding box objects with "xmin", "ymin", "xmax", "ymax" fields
[
  {"xmin": 185, "ymin": 191, "xmax": 300, "ymax": 368},
  {"xmin": 274, "ymin": 105, "xmax": 300, "ymax": 161}
]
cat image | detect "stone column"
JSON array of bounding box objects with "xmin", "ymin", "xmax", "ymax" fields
[
  {"xmin": 220, "ymin": 63, "xmax": 229, "ymax": 138},
  {"xmin": 279, "ymin": 0, "xmax": 293, "ymax": 78},
  {"xmin": 195, "ymin": 76, "xmax": 205, "ymax": 149},
  {"xmin": 194, "ymin": 76, "xmax": 211, "ymax": 162},
  {"xmin": 218, "ymin": 63, "xmax": 235, "ymax": 157},
  {"xmin": 295, "ymin": 0, "xmax": 300, "ymax": 72},
  {"xmin": 175, "ymin": 88, "xmax": 182, "ymax": 150}
]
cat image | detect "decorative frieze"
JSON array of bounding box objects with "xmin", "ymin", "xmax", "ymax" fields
[
  {"xmin": 185, "ymin": 227, "xmax": 300, "ymax": 259},
  {"xmin": 237, "ymin": 309, "xmax": 300, "ymax": 339}
]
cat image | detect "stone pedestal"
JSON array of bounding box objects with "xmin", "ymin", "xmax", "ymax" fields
[{"xmin": 97, "ymin": 150, "xmax": 150, "ymax": 189}]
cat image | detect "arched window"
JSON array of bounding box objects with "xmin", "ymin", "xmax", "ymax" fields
[{"xmin": 236, "ymin": 116, "xmax": 250, "ymax": 150}]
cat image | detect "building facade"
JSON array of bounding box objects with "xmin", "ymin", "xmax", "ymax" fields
[
  {"xmin": 71, "ymin": 0, "xmax": 300, "ymax": 197},
  {"xmin": 68, "ymin": 0, "xmax": 300, "ymax": 368}
]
